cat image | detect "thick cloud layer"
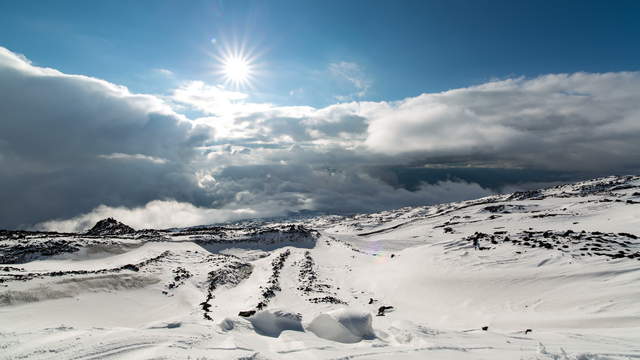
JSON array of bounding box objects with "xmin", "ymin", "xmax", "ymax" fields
[
  {"xmin": 365, "ymin": 73, "xmax": 640, "ymax": 171},
  {"xmin": 0, "ymin": 47, "xmax": 210, "ymax": 228},
  {"xmin": 1, "ymin": 47, "xmax": 639, "ymax": 231},
  {"xmin": 38, "ymin": 179, "xmax": 491, "ymax": 232}
]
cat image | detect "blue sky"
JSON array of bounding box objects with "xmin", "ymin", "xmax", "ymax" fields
[
  {"xmin": 2, "ymin": 1, "xmax": 640, "ymax": 230},
  {"xmin": 1, "ymin": 0, "xmax": 638, "ymax": 107}
]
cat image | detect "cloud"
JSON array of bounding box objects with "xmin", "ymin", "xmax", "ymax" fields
[
  {"xmin": 37, "ymin": 178, "xmax": 492, "ymax": 232},
  {"xmin": 0, "ymin": 46, "xmax": 208, "ymax": 228},
  {"xmin": 363, "ymin": 72, "xmax": 640, "ymax": 171},
  {"xmin": 3, "ymin": 46, "xmax": 640, "ymax": 231},
  {"xmin": 329, "ymin": 61, "xmax": 371, "ymax": 100},
  {"xmin": 36, "ymin": 200, "xmax": 262, "ymax": 232},
  {"xmin": 99, "ymin": 153, "xmax": 168, "ymax": 164},
  {"xmin": 190, "ymin": 70, "xmax": 640, "ymax": 173},
  {"xmin": 153, "ymin": 68, "xmax": 174, "ymax": 77},
  {"xmin": 171, "ymin": 80, "xmax": 252, "ymax": 115}
]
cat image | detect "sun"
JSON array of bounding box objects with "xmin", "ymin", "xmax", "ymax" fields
[
  {"xmin": 222, "ymin": 55, "xmax": 252, "ymax": 86},
  {"xmin": 213, "ymin": 42, "xmax": 259, "ymax": 89}
]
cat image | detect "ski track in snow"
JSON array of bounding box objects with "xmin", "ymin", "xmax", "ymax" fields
[{"xmin": 1, "ymin": 175, "xmax": 640, "ymax": 359}]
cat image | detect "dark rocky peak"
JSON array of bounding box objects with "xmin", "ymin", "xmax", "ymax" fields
[{"xmin": 86, "ymin": 218, "xmax": 135, "ymax": 236}]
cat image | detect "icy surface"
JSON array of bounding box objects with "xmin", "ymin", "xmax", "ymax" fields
[{"xmin": 1, "ymin": 175, "xmax": 640, "ymax": 359}]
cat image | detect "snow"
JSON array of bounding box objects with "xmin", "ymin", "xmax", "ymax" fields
[
  {"xmin": 0, "ymin": 175, "xmax": 639, "ymax": 359},
  {"xmin": 248, "ymin": 310, "xmax": 304, "ymax": 337},
  {"xmin": 307, "ymin": 308, "xmax": 375, "ymax": 343}
]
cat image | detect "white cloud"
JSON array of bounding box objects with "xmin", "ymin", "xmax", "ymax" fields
[
  {"xmin": 171, "ymin": 80, "xmax": 251, "ymax": 115},
  {"xmin": 329, "ymin": 61, "xmax": 371, "ymax": 100},
  {"xmin": 363, "ymin": 72, "xmax": 640, "ymax": 171},
  {"xmin": 99, "ymin": 153, "xmax": 168, "ymax": 164},
  {"xmin": 36, "ymin": 179, "xmax": 492, "ymax": 233},
  {"xmin": 3, "ymin": 45, "xmax": 640, "ymax": 231},
  {"xmin": 36, "ymin": 200, "xmax": 261, "ymax": 232},
  {"xmin": 153, "ymin": 68, "xmax": 174, "ymax": 77}
]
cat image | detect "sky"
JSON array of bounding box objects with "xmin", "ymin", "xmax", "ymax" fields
[{"xmin": 0, "ymin": 0, "xmax": 639, "ymax": 231}]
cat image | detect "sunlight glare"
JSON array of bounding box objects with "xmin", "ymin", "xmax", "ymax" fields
[{"xmin": 223, "ymin": 55, "xmax": 251, "ymax": 85}]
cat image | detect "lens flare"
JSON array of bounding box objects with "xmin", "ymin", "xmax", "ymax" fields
[
  {"xmin": 222, "ymin": 54, "xmax": 252, "ymax": 87},
  {"xmin": 214, "ymin": 42, "xmax": 259, "ymax": 89}
]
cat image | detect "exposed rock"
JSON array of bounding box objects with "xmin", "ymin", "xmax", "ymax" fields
[
  {"xmin": 200, "ymin": 258, "xmax": 253, "ymax": 320},
  {"xmin": 256, "ymin": 250, "xmax": 291, "ymax": 310},
  {"xmin": 86, "ymin": 218, "xmax": 135, "ymax": 236},
  {"xmin": 239, "ymin": 310, "xmax": 256, "ymax": 317},
  {"xmin": 376, "ymin": 305, "xmax": 394, "ymax": 316}
]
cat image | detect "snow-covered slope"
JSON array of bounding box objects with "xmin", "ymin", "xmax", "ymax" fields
[{"xmin": 1, "ymin": 175, "xmax": 640, "ymax": 359}]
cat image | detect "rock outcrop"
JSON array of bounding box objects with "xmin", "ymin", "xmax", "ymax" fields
[{"xmin": 86, "ymin": 218, "xmax": 135, "ymax": 236}]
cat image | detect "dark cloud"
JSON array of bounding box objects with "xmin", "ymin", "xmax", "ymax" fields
[
  {"xmin": 0, "ymin": 47, "xmax": 209, "ymax": 228},
  {"xmin": 2, "ymin": 47, "xmax": 639, "ymax": 231}
]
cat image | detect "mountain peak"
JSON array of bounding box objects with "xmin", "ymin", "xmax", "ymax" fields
[{"xmin": 86, "ymin": 217, "xmax": 135, "ymax": 236}]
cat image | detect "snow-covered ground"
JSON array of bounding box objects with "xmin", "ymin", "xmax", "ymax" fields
[{"xmin": 1, "ymin": 175, "xmax": 640, "ymax": 359}]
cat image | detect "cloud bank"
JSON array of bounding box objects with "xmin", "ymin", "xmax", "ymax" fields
[
  {"xmin": 365, "ymin": 73, "xmax": 640, "ymax": 171},
  {"xmin": 1, "ymin": 46, "xmax": 639, "ymax": 231}
]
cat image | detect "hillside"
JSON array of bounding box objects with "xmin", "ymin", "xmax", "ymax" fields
[{"xmin": 1, "ymin": 175, "xmax": 639, "ymax": 359}]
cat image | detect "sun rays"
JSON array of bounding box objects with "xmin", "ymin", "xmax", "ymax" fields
[{"xmin": 214, "ymin": 41, "xmax": 260, "ymax": 89}]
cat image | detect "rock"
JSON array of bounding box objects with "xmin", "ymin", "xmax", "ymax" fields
[
  {"xmin": 309, "ymin": 296, "xmax": 347, "ymax": 304},
  {"xmin": 121, "ymin": 264, "xmax": 139, "ymax": 272},
  {"xmin": 239, "ymin": 310, "xmax": 256, "ymax": 317},
  {"xmin": 86, "ymin": 218, "xmax": 135, "ymax": 236},
  {"xmin": 377, "ymin": 305, "xmax": 394, "ymax": 316},
  {"xmin": 481, "ymin": 326, "xmax": 489, "ymax": 331},
  {"xmin": 619, "ymin": 232, "xmax": 638, "ymax": 239},
  {"xmin": 484, "ymin": 205, "xmax": 505, "ymax": 213}
]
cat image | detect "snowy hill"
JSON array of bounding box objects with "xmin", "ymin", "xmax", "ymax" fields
[{"xmin": 1, "ymin": 175, "xmax": 640, "ymax": 359}]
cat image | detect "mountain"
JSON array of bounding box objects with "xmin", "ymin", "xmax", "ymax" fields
[
  {"xmin": 86, "ymin": 217, "xmax": 135, "ymax": 236},
  {"xmin": 1, "ymin": 175, "xmax": 639, "ymax": 359}
]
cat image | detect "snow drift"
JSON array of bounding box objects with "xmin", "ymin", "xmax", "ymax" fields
[
  {"xmin": 248, "ymin": 310, "xmax": 304, "ymax": 337},
  {"xmin": 307, "ymin": 308, "xmax": 376, "ymax": 343}
]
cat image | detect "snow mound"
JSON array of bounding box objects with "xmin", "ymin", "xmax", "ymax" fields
[
  {"xmin": 307, "ymin": 308, "xmax": 375, "ymax": 343},
  {"xmin": 248, "ymin": 310, "xmax": 304, "ymax": 337},
  {"xmin": 219, "ymin": 318, "xmax": 236, "ymax": 331}
]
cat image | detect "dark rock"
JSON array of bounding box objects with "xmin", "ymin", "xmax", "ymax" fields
[
  {"xmin": 239, "ymin": 310, "xmax": 256, "ymax": 317},
  {"xmin": 309, "ymin": 296, "xmax": 347, "ymax": 304},
  {"xmin": 200, "ymin": 259, "xmax": 253, "ymax": 320},
  {"xmin": 619, "ymin": 232, "xmax": 638, "ymax": 239},
  {"xmin": 86, "ymin": 218, "xmax": 135, "ymax": 236},
  {"xmin": 377, "ymin": 306, "xmax": 394, "ymax": 316},
  {"xmin": 121, "ymin": 264, "xmax": 140, "ymax": 272},
  {"xmin": 484, "ymin": 205, "xmax": 505, "ymax": 213}
]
